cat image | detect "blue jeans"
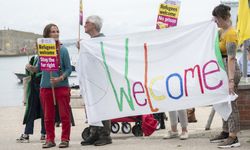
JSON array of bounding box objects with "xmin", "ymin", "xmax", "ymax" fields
[{"xmin": 24, "ymin": 118, "xmax": 46, "ymax": 135}]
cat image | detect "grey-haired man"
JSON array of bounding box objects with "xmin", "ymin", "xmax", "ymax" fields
[{"xmin": 80, "ymin": 15, "xmax": 112, "ymax": 146}]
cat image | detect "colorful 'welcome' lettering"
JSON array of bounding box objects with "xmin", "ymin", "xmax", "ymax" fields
[{"xmin": 100, "ymin": 38, "xmax": 224, "ymax": 113}]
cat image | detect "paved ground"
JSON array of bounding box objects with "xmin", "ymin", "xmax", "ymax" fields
[{"xmin": 0, "ymin": 104, "xmax": 249, "ymax": 150}]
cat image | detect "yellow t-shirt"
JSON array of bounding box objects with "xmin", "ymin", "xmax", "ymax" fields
[{"xmin": 219, "ymin": 27, "xmax": 238, "ymax": 56}]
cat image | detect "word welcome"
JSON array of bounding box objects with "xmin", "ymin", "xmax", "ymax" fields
[
  {"xmin": 39, "ymin": 50, "xmax": 56, "ymax": 56},
  {"xmin": 101, "ymin": 39, "xmax": 223, "ymax": 113}
]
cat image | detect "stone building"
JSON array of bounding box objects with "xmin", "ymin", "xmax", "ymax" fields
[{"xmin": 0, "ymin": 29, "xmax": 42, "ymax": 56}]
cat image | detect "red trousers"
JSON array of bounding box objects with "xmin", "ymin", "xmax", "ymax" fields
[{"xmin": 40, "ymin": 87, "xmax": 71, "ymax": 142}]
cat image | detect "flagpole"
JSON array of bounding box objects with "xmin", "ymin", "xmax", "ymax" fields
[
  {"xmin": 78, "ymin": 0, "xmax": 82, "ymax": 52},
  {"xmin": 78, "ymin": 14, "xmax": 80, "ymax": 52},
  {"xmin": 78, "ymin": 23, "xmax": 80, "ymax": 52}
]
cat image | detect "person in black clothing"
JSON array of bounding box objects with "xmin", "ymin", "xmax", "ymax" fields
[{"xmin": 16, "ymin": 54, "xmax": 46, "ymax": 143}]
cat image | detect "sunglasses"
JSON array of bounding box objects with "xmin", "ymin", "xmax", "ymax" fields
[{"xmin": 50, "ymin": 30, "xmax": 60, "ymax": 33}]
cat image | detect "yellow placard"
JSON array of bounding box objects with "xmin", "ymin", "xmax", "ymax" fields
[
  {"xmin": 38, "ymin": 43, "xmax": 57, "ymax": 56},
  {"xmin": 158, "ymin": 3, "xmax": 180, "ymax": 18}
]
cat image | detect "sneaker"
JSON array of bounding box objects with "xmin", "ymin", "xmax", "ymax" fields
[
  {"xmin": 58, "ymin": 141, "xmax": 69, "ymax": 148},
  {"xmin": 42, "ymin": 141, "xmax": 56, "ymax": 149},
  {"xmin": 210, "ymin": 131, "xmax": 229, "ymax": 143},
  {"xmin": 179, "ymin": 132, "xmax": 189, "ymax": 140},
  {"xmin": 40, "ymin": 134, "xmax": 46, "ymax": 142},
  {"xmin": 217, "ymin": 136, "xmax": 240, "ymax": 148},
  {"xmin": 16, "ymin": 134, "xmax": 29, "ymax": 143},
  {"xmin": 163, "ymin": 130, "xmax": 178, "ymax": 139}
]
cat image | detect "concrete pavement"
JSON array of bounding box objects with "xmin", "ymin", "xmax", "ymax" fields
[{"xmin": 0, "ymin": 101, "xmax": 250, "ymax": 150}]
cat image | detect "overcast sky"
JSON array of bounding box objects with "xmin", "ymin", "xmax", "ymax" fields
[{"xmin": 0, "ymin": 0, "xmax": 227, "ymax": 40}]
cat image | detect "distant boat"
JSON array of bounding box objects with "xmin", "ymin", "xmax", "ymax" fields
[
  {"xmin": 14, "ymin": 66, "xmax": 79, "ymax": 89},
  {"xmin": 70, "ymin": 84, "xmax": 80, "ymax": 89},
  {"xmin": 14, "ymin": 73, "xmax": 28, "ymax": 83}
]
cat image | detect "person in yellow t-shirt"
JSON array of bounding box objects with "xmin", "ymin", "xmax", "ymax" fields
[{"xmin": 209, "ymin": 4, "xmax": 241, "ymax": 149}]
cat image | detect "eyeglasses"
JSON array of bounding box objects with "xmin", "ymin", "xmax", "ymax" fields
[
  {"xmin": 85, "ymin": 21, "xmax": 94, "ymax": 25},
  {"xmin": 50, "ymin": 30, "xmax": 60, "ymax": 33}
]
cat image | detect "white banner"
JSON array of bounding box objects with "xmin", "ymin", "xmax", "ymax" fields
[{"xmin": 77, "ymin": 21, "xmax": 232, "ymax": 124}]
